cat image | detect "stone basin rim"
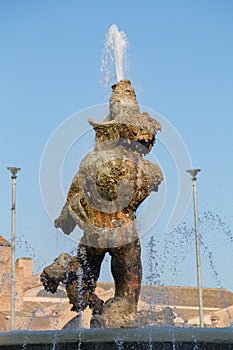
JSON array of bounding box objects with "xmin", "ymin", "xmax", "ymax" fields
[{"xmin": 1, "ymin": 327, "xmax": 233, "ymax": 346}]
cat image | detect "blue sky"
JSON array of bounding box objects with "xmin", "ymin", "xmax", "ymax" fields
[{"xmin": 1, "ymin": 1, "xmax": 233, "ymax": 292}]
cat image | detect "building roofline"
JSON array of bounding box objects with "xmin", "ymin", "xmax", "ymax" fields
[{"xmin": 0, "ymin": 235, "xmax": 11, "ymax": 247}]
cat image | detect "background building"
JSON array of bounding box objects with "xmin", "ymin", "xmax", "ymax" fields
[{"xmin": 0, "ymin": 234, "xmax": 232, "ymax": 331}]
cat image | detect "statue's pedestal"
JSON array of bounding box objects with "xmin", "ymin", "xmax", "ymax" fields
[{"xmin": 1, "ymin": 327, "xmax": 233, "ymax": 349}]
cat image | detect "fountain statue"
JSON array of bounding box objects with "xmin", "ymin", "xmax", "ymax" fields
[{"xmin": 41, "ymin": 25, "xmax": 163, "ymax": 328}]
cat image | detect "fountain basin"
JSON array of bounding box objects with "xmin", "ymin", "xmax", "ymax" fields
[{"xmin": 0, "ymin": 327, "xmax": 233, "ymax": 349}]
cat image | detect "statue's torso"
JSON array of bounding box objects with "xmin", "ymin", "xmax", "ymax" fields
[{"xmin": 67, "ymin": 145, "xmax": 162, "ymax": 240}]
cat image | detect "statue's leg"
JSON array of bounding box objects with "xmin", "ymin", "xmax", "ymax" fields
[
  {"xmin": 90, "ymin": 239, "xmax": 142, "ymax": 328},
  {"xmin": 110, "ymin": 239, "xmax": 142, "ymax": 312},
  {"xmin": 77, "ymin": 242, "xmax": 106, "ymax": 313},
  {"xmin": 40, "ymin": 253, "xmax": 91, "ymax": 312}
]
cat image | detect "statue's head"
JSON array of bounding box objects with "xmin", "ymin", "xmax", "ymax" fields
[
  {"xmin": 88, "ymin": 80, "xmax": 161, "ymax": 154},
  {"xmin": 109, "ymin": 80, "xmax": 140, "ymax": 119}
]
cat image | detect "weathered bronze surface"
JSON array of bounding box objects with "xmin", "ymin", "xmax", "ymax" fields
[{"xmin": 41, "ymin": 80, "xmax": 163, "ymax": 328}]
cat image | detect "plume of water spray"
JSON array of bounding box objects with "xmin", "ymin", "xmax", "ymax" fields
[{"xmin": 101, "ymin": 24, "xmax": 128, "ymax": 90}]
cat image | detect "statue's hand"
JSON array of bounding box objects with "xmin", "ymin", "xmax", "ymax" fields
[{"xmin": 54, "ymin": 204, "xmax": 76, "ymax": 235}]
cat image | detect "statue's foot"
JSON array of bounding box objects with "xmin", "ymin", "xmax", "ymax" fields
[
  {"xmin": 41, "ymin": 253, "xmax": 104, "ymax": 314},
  {"xmin": 40, "ymin": 253, "xmax": 79, "ymax": 293},
  {"xmin": 90, "ymin": 297, "xmax": 136, "ymax": 328},
  {"xmin": 66, "ymin": 280, "xmax": 89, "ymax": 312},
  {"xmin": 66, "ymin": 281, "xmax": 104, "ymax": 313}
]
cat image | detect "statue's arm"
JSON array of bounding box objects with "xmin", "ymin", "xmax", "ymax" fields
[
  {"xmin": 54, "ymin": 175, "xmax": 80, "ymax": 235},
  {"xmin": 54, "ymin": 202, "xmax": 76, "ymax": 235},
  {"xmin": 54, "ymin": 166, "xmax": 91, "ymax": 234}
]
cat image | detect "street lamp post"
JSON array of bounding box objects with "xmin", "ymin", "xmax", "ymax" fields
[
  {"xmin": 186, "ymin": 168, "xmax": 204, "ymax": 328},
  {"xmin": 7, "ymin": 167, "xmax": 21, "ymax": 331}
]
